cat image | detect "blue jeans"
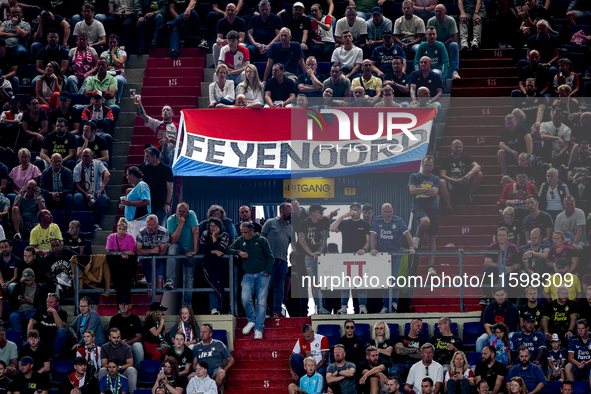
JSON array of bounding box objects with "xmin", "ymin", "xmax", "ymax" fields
[
  {"xmin": 292, "ymin": 354, "xmax": 327, "ymax": 377},
  {"xmin": 209, "ymin": 291, "xmax": 223, "ymax": 311},
  {"xmin": 30, "ymin": 42, "xmax": 44, "ymax": 60},
  {"xmin": 9, "ymin": 45, "xmax": 28, "ymax": 62},
  {"xmin": 67, "ymin": 75, "xmax": 91, "ymax": 94},
  {"xmin": 241, "ymin": 272, "xmax": 271, "ymax": 332},
  {"xmin": 389, "ymin": 361, "xmax": 414, "ymax": 381},
  {"xmin": 356, "ymin": 11, "xmax": 372, "ymax": 20},
  {"xmin": 271, "ymin": 258, "xmax": 288, "ymax": 315},
  {"xmin": 446, "ymin": 378, "xmax": 470, "ymax": 394},
  {"xmin": 137, "ymin": 14, "xmax": 165, "ymax": 51},
  {"xmin": 154, "ymin": 209, "xmax": 167, "ymax": 226},
  {"xmin": 71, "ymin": 14, "xmax": 107, "ymax": 26},
  {"xmin": 447, "ymin": 42, "xmax": 459, "ymax": 74},
  {"xmin": 169, "ymin": 10, "xmax": 199, "ymax": 54},
  {"xmin": 141, "ymin": 259, "xmax": 166, "ymax": 284},
  {"xmin": 9, "ymin": 309, "xmax": 35, "ymax": 337},
  {"xmin": 113, "ymin": 75, "xmax": 126, "ymax": 104},
  {"xmin": 8, "ymin": 76, "xmax": 18, "ymax": 94},
  {"xmin": 73, "ymin": 192, "xmax": 108, "ymax": 225},
  {"xmin": 42, "ymin": 192, "xmax": 74, "ymax": 219},
  {"xmin": 383, "ymin": 254, "xmax": 402, "ymax": 308},
  {"xmin": 341, "ymin": 289, "xmax": 367, "ymax": 307},
  {"xmin": 131, "ymin": 342, "xmax": 144, "ymax": 369},
  {"xmin": 166, "ymin": 243, "xmax": 196, "ymax": 305},
  {"xmin": 518, "ymin": 59, "xmax": 558, "ymax": 77},
  {"xmin": 40, "ymin": 327, "xmax": 67, "ymax": 357}
]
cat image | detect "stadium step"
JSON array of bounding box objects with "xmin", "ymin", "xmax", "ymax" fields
[
  {"xmin": 459, "ymin": 58, "xmax": 514, "ymax": 68},
  {"xmin": 141, "ymin": 86, "xmax": 201, "ymax": 97},
  {"xmin": 452, "ymin": 77, "xmax": 518, "ymax": 88},
  {"xmin": 143, "ymin": 76, "xmax": 203, "ymax": 87},
  {"xmin": 234, "ymin": 327, "xmax": 302, "ymax": 339},
  {"xmin": 145, "ymin": 68, "xmax": 204, "ymax": 78},
  {"xmin": 458, "ymin": 48, "xmax": 515, "ymax": 59},
  {"xmin": 438, "ymin": 225, "xmax": 497, "ymax": 236},
  {"xmin": 233, "ymin": 350, "xmax": 293, "ymax": 361},
  {"xmin": 226, "ymin": 379, "xmax": 292, "ymax": 390},
  {"xmin": 451, "ymin": 86, "xmax": 514, "ymax": 97},
  {"xmin": 149, "ymin": 48, "xmax": 207, "ymax": 57},
  {"xmin": 235, "ymin": 317, "xmax": 310, "ymax": 329},
  {"xmin": 147, "ymin": 57, "xmax": 206, "ymax": 68},
  {"xmin": 446, "ymin": 106, "xmax": 512, "ymax": 116},
  {"xmin": 438, "ymin": 214, "xmax": 500, "ymax": 226},
  {"xmin": 459, "ymin": 67, "xmax": 517, "ymax": 78},
  {"xmin": 444, "ymin": 116, "xmax": 506, "ymax": 126}
]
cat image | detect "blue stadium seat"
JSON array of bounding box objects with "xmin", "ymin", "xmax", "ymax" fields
[
  {"xmin": 355, "ymin": 323, "xmax": 371, "ymax": 345},
  {"xmin": 404, "ymin": 322, "xmax": 429, "ymax": 342},
  {"xmin": 317, "ymin": 324, "xmax": 341, "ymax": 348},
  {"xmin": 50, "ymin": 360, "xmax": 75, "ymax": 384},
  {"xmin": 573, "ymin": 381, "xmax": 590, "ymax": 393},
  {"xmin": 70, "ymin": 94, "xmax": 89, "ymax": 106},
  {"xmin": 317, "ymin": 62, "xmax": 331, "ymax": 75},
  {"xmin": 134, "ymin": 390, "xmax": 152, "ymax": 394},
  {"xmin": 387, "ymin": 323, "xmax": 400, "ymax": 343},
  {"xmin": 462, "ymin": 322, "xmax": 484, "ymax": 348},
  {"xmin": 406, "ymin": 61, "xmax": 414, "ymax": 72},
  {"xmin": 6, "ymin": 330, "xmax": 21, "ymax": 350},
  {"xmin": 138, "ymin": 360, "xmax": 162, "ymax": 385},
  {"xmin": 562, "ymin": 52, "xmax": 587, "ymax": 73},
  {"xmin": 49, "ymin": 210, "xmax": 66, "ymax": 233},
  {"xmin": 466, "ymin": 351, "xmax": 480, "ymax": 366},
  {"xmin": 212, "ymin": 329, "xmax": 228, "ymax": 346},
  {"xmin": 254, "ymin": 63, "xmax": 267, "ymax": 80},
  {"xmin": 70, "ymin": 212, "xmax": 94, "ymax": 233},
  {"xmin": 434, "ymin": 322, "xmax": 459, "ymax": 337},
  {"xmin": 544, "ymin": 381, "xmax": 560, "ymax": 394}
]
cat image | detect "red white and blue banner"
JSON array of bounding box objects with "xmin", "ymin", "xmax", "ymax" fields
[{"xmin": 172, "ymin": 108, "xmax": 436, "ymax": 178}]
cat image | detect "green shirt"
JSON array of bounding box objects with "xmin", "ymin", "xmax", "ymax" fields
[
  {"xmin": 414, "ymin": 41, "xmax": 450, "ymax": 79},
  {"xmin": 166, "ymin": 211, "xmax": 199, "ymax": 251},
  {"xmin": 86, "ymin": 74, "xmax": 118, "ymax": 106},
  {"xmin": 355, "ymin": 0, "xmax": 377, "ymax": 12},
  {"xmin": 426, "ymin": 15, "xmax": 458, "ymax": 43}
]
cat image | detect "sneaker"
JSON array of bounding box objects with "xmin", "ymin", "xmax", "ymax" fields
[
  {"xmin": 170, "ymin": 49, "xmax": 179, "ymax": 59},
  {"xmin": 164, "ymin": 280, "xmax": 174, "ymax": 289},
  {"xmin": 460, "ymin": 42, "xmax": 469, "ymax": 51},
  {"xmin": 93, "ymin": 224, "xmax": 102, "ymax": 231},
  {"xmin": 479, "ymin": 297, "xmax": 490, "ymax": 306},
  {"xmin": 317, "ymin": 307, "xmax": 331, "ymax": 315},
  {"xmin": 136, "ymin": 48, "xmax": 144, "ymax": 55},
  {"xmin": 427, "ymin": 266, "xmax": 437, "ymax": 275},
  {"xmin": 337, "ymin": 306, "xmax": 348, "ymax": 315},
  {"xmin": 412, "ymin": 236, "xmax": 420, "ymax": 249},
  {"xmin": 198, "ymin": 39, "xmax": 209, "ymax": 49},
  {"xmin": 138, "ymin": 277, "xmax": 147, "ymax": 285},
  {"xmin": 14, "ymin": 233, "xmax": 21, "ymax": 241},
  {"xmin": 391, "ymin": 302, "xmax": 398, "ymax": 313},
  {"xmin": 359, "ymin": 305, "xmax": 368, "ymax": 314},
  {"xmin": 471, "ymin": 40, "xmax": 479, "ymax": 50},
  {"xmin": 211, "ymin": 308, "xmax": 220, "ymax": 315},
  {"xmin": 379, "ymin": 307, "xmax": 388, "ymax": 314},
  {"xmin": 242, "ymin": 322, "xmax": 255, "ymax": 335},
  {"xmin": 150, "ymin": 43, "xmax": 158, "ymax": 49},
  {"xmin": 254, "ymin": 330, "xmax": 263, "ymax": 340},
  {"xmin": 452, "ymin": 71, "xmax": 461, "ymax": 79},
  {"xmin": 273, "ymin": 313, "xmax": 283, "ymax": 318}
]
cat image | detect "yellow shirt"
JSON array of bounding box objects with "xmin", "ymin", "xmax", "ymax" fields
[
  {"xmin": 544, "ymin": 273, "xmax": 582, "ymax": 300},
  {"xmin": 30, "ymin": 223, "xmax": 63, "ymax": 251},
  {"xmin": 351, "ymin": 75, "xmax": 383, "ymax": 98}
]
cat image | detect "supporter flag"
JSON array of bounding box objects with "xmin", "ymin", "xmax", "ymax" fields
[{"xmin": 172, "ymin": 107, "xmax": 436, "ymax": 178}]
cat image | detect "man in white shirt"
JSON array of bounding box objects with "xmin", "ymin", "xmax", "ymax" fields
[
  {"xmin": 331, "ymin": 30, "xmax": 363, "ymax": 79},
  {"xmin": 540, "ymin": 107, "xmax": 571, "ymax": 167},
  {"xmin": 73, "ymin": 4, "xmax": 107, "ymax": 52},
  {"xmin": 186, "ymin": 361, "xmax": 217, "ymax": 394},
  {"xmin": 554, "ymin": 196, "xmax": 586, "ymax": 250},
  {"xmin": 404, "ymin": 343, "xmax": 443, "ymax": 394},
  {"xmin": 334, "ymin": 5, "xmax": 367, "ymax": 50}
]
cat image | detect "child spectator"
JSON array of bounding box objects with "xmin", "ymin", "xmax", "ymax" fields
[
  {"xmin": 546, "ymin": 333, "xmax": 566, "ymax": 381},
  {"xmin": 64, "ymin": 220, "xmax": 87, "ymax": 255},
  {"xmin": 14, "ymin": 246, "xmax": 44, "ymax": 294},
  {"xmin": 498, "ymin": 207, "xmax": 522, "ymax": 246},
  {"xmin": 483, "ymin": 322, "xmax": 513, "ymax": 366},
  {"xmin": 553, "ymin": 58, "xmax": 579, "ymax": 97},
  {"xmin": 288, "ymin": 357, "xmax": 323, "ymax": 394}
]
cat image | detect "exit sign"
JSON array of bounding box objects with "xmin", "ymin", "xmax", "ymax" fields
[{"xmin": 344, "ymin": 188, "xmax": 356, "ymax": 196}]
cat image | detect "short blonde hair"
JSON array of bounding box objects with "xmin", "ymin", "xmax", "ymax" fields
[
  {"xmin": 557, "ymin": 84, "xmax": 572, "ymax": 94},
  {"xmin": 502, "ymin": 206, "xmax": 515, "ymax": 216},
  {"xmin": 216, "ymin": 63, "xmax": 230, "ymax": 76},
  {"xmin": 18, "ymin": 148, "xmax": 31, "ymax": 159},
  {"xmin": 303, "ymin": 357, "xmax": 316, "ymax": 366},
  {"xmin": 70, "ymin": 220, "xmax": 80, "ymax": 229}
]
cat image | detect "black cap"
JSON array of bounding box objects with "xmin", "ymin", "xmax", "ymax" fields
[
  {"xmin": 119, "ymin": 296, "xmax": 131, "ymax": 305},
  {"xmin": 381, "ymin": 30, "xmax": 393, "ymax": 37},
  {"xmin": 309, "ymin": 203, "xmax": 326, "ymax": 213},
  {"xmin": 350, "ymin": 202, "xmax": 361, "ymax": 209},
  {"xmin": 149, "ymin": 302, "xmax": 167, "ymax": 311},
  {"xmin": 8, "ymin": 96, "xmax": 17, "ymax": 103},
  {"xmin": 523, "ymin": 313, "xmax": 536, "ymax": 322},
  {"xmin": 58, "ymin": 91, "xmax": 70, "ymax": 99}
]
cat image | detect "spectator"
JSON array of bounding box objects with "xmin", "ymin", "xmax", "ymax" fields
[
  {"xmin": 0, "ymin": 328, "xmax": 16, "ymax": 376},
  {"xmin": 391, "ymin": 318, "xmax": 425, "ymax": 380},
  {"xmin": 540, "ymin": 108, "xmax": 571, "ymax": 168},
  {"xmin": 368, "ymin": 321, "xmax": 393, "ymax": 367},
  {"xmin": 444, "ymin": 351, "xmax": 474, "ymax": 394},
  {"xmin": 547, "ymin": 231, "xmax": 578, "ymax": 277},
  {"xmin": 523, "ymin": 194, "xmax": 554, "ymax": 242},
  {"xmin": 499, "ymin": 168, "xmax": 538, "ymax": 224},
  {"xmin": 235, "ymin": 64, "xmax": 265, "ymax": 107},
  {"xmin": 564, "ymin": 318, "xmax": 591, "ymax": 380},
  {"xmin": 67, "ymin": 33, "xmax": 99, "ymax": 94},
  {"xmin": 84, "ymin": 60, "xmax": 120, "ymax": 131},
  {"xmin": 370, "ymin": 31, "xmax": 405, "ymax": 78},
  {"xmin": 99, "ymin": 35, "xmax": 127, "ymax": 105},
  {"xmin": 375, "ymin": 86, "xmax": 400, "ymax": 107},
  {"xmin": 544, "ymin": 258, "xmax": 581, "ymax": 301},
  {"xmin": 511, "ymin": 313, "xmax": 547, "ymax": 367},
  {"xmin": 438, "ymin": 139, "xmax": 483, "ymax": 211},
  {"xmin": 474, "ymin": 345, "xmax": 506, "ymax": 394},
  {"xmin": 30, "ymin": 209, "xmax": 63, "ymax": 255},
  {"xmin": 22, "ymin": 98, "xmax": 49, "ymax": 153},
  {"xmin": 34, "ymin": 29, "xmax": 69, "ymax": 88},
  {"xmin": 325, "ymin": 345, "xmax": 356, "ymax": 394},
  {"xmin": 323, "ymin": 63, "xmax": 351, "ymax": 100},
  {"xmin": 218, "ymin": 30, "xmax": 250, "ymax": 85},
  {"xmin": 142, "ymin": 302, "xmax": 170, "ymax": 360},
  {"xmin": 49, "ymin": 92, "xmax": 82, "ymax": 136},
  {"xmin": 264, "ymin": 63, "xmax": 296, "ymax": 107},
  {"xmin": 408, "ymin": 155, "xmax": 440, "ymax": 273},
  {"xmin": 507, "ymin": 377, "xmax": 527, "ymax": 394},
  {"xmin": 0, "ymin": 39, "xmax": 16, "ymax": 99},
  {"xmin": 553, "ymin": 59, "xmax": 579, "ymax": 97},
  {"xmin": 73, "ymin": 148, "xmax": 110, "ymax": 232},
  {"xmin": 15, "ymin": 247, "xmax": 43, "ymax": 294},
  {"xmin": 334, "ymin": 320, "xmax": 365, "ymax": 365},
  {"xmin": 209, "ymin": 3, "xmax": 246, "ymax": 67},
  {"xmin": 99, "ymin": 358, "xmax": 129, "ymax": 394},
  {"xmin": 458, "ymin": 0, "xmax": 485, "ymax": 50},
  {"xmin": 76, "ymin": 117, "xmax": 109, "ymax": 163},
  {"xmin": 70, "ymin": 297, "xmax": 106, "ymax": 350},
  {"xmin": 35, "ymin": 61, "xmax": 64, "ymax": 115},
  {"xmin": 404, "ymin": 343, "xmax": 443, "ymax": 394},
  {"xmin": 366, "ymin": 7, "xmax": 392, "ymax": 53},
  {"xmin": 137, "ymin": 98, "xmax": 178, "ymax": 166},
  {"xmin": 39, "ymin": 155, "xmax": 73, "ymax": 218},
  {"xmin": 8, "ymin": 268, "xmax": 46, "ymax": 339},
  {"xmin": 191, "ymin": 323, "xmax": 234, "ymax": 389},
  {"xmin": 369, "ymin": 203, "xmax": 414, "ymax": 313},
  {"xmin": 385, "ymin": 377, "xmax": 401, "ymax": 394},
  {"xmin": 382, "ymin": 57, "xmax": 410, "ymax": 98},
  {"xmin": 135, "ymin": 0, "xmax": 167, "ymax": 55},
  {"xmin": 209, "ymin": 64, "xmax": 235, "ymax": 108},
  {"xmin": 297, "ymin": 56, "xmax": 324, "ymax": 98},
  {"xmin": 76, "ymin": 329, "xmax": 102, "ymax": 376},
  {"xmin": 331, "ymin": 30, "xmax": 363, "ymax": 80},
  {"xmin": 351, "ymin": 59, "xmax": 383, "ymax": 104},
  {"xmin": 0, "ymin": 96, "xmax": 23, "ymax": 148},
  {"xmin": 10, "ymin": 148, "xmax": 41, "ymax": 196},
  {"xmin": 136, "ymin": 215, "xmax": 170, "ymax": 293},
  {"xmin": 348, "ymin": 86, "xmax": 373, "ymax": 107},
  {"xmin": 186, "ymin": 361, "xmax": 216, "ymax": 394},
  {"xmin": 11, "ymin": 179, "xmax": 45, "ymax": 241},
  {"xmin": 335, "ymin": 6, "xmax": 367, "ymax": 50},
  {"xmin": 198, "ymin": 205, "xmax": 237, "ymax": 243},
  {"xmin": 287, "ymin": 198, "xmax": 309, "ymax": 318},
  {"xmin": 514, "ymin": 51, "xmax": 551, "ymax": 98},
  {"xmin": 234, "ymin": 207, "xmax": 260, "ymax": 236},
  {"xmin": 0, "ymin": 6, "xmax": 29, "ymax": 62},
  {"xmin": 142, "ymin": 147, "xmax": 173, "ymax": 226},
  {"xmin": 289, "ymin": 324, "xmax": 329, "ymax": 378},
  {"xmin": 99, "ymin": 327, "xmax": 137, "ymax": 394},
  {"xmin": 0, "ymin": 239, "xmax": 19, "ymax": 294},
  {"xmin": 409, "ymin": 86, "xmax": 439, "ymax": 111},
  {"xmin": 567, "ymin": 140, "xmax": 591, "ymax": 200},
  {"xmin": 546, "ymin": 335, "xmax": 566, "ymax": 381},
  {"xmin": 310, "ymin": 3, "xmax": 335, "ymax": 62},
  {"xmin": 169, "ymin": 306, "xmax": 198, "ymax": 350},
  {"xmin": 42, "ymin": 238, "xmax": 77, "ymax": 296},
  {"xmin": 58, "ymin": 356, "xmax": 100, "ymax": 394},
  {"xmin": 73, "ymin": 4, "xmax": 107, "ymax": 51},
  {"xmin": 63, "ymin": 220, "xmax": 86, "ymax": 253},
  {"xmin": 537, "ymin": 169, "xmax": 567, "ymax": 221},
  {"xmin": 245, "ymin": 0, "xmax": 282, "ymax": 62},
  {"xmin": 163, "ymin": 0, "xmax": 206, "ymax": 59},
  {"xmin": 107, "ymin": 297, "xmax": 143, "ymax": 369},
  {"xmin": 18, "ymin": 330, "xmax": 50, "ymax": 375},
  {"xmin": 566, "ymin": 0, "xmax": 591, "ymax": 25},
  {"xmin": 427, "ymin": 5, "xmax": 460, "ymax": 80},
  {"xmin": 394, "ymin": 0, "xmax": 425, "ymax": 53},
  {"xmin": 263, "ymin": 27, "xmax": 305, "ymax": 83},
  {"xmin": 39, "ymin": 118, "xmax": 77, "ymax": 170},
  {"xmin": 358, "ymin": 346, "xmax": 388, "ymax": 394},
  {"xmin": 105, "ymin": 219, "xmax": 136, "ymax": 300},
  {"xmin": 499, "ymin": 113, "xmax": 534, "ymax": 175},
  {"xmin": 27, "ymin": 293, "xmax": 67, "ymax": 359},
  {"xmin": 553, "ymin": 86, "xmax": 581, "ymax": 130},
  {"xmin": 524, "ymin": 20, "xmax": 559, "ymax": 74},
  {"xmin": 541, "ymin": 285, "xmax": 579, "ymax": 342},
  {"xmin": 153, "ymin": 357, "xmax": 186, "ymax": 393},
  {"xmin": 103, "ymin": 2, "xmax": 135, "ymax": 50},
  {"xmin": 311, "ymin": 87, "xmax": 334, "ymax": 109},
  {"xmin": 409, "ymin": 57, "xmax": 443, "ymax": 106},
  {"xmin": 430, "ymin": 317, "xmax": 463, "ymax": 371},
  {"xmin": 9, "ymin": 356, "xmax": 48, "ymax": 391},
  {"xmin": 554, "ymin": 196, "xmax": 585, "ymax": 250},
  {"xmin": 518, "ymin": 287, "xmax": 546, "ymax": 330},
  {"xmin": 512, "ymin": 79, "xmax": 547, "ymax": 137},
  {"xmin": 505, "ymin": 346, "xmax": 546, "ymax": 393},
  {"xmin": 477, "ymin": 287, "xmax": 519, "ymax": 351},
  {"xmin": 483, "ymin": 323, "xmax": 513, "ymax": 366},
  {"xmin": 122, "ymin": 166, "xmax": 151, "ymax": 239},
  {"xmin": 414, "ymin": 27, "xmax": 449, "ymax": 81}
]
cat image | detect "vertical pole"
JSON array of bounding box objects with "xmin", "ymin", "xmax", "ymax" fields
[
  {"xmin": 75, "ymin": 264, "xmax": 80, "ymax": 315},
  {"xmin": 152, "ymin": 257, "xmax": 157, "ymax": 303},
  {"xmin": 229, "ymin": 255, "xmax": 234, "ymax": 316},
  {"xmin": 459, "ymin": 251, "xmax": 465, "ymax": 312}
]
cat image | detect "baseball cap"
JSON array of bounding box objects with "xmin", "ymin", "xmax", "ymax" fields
[
  {"xmin": 21, "ymin": 268, "xmax": 34, "ymax": 281},
  {"xmin": 149, "ymin": 302, "xmax": 168, "ymax": 312},
  {"xmin": 523, "ymin": 313, "xmax": 535, "ymax": 322},
  {"xmin": 293, "ymin": 2, "xmax": 305, "ymax": 9},
  {"xmin": 372, "ymin": 6, "xmax": 382, "ymax": 14},
  {"xmin": 19, "ymin": 357, "xmax": 34, "ymax": 365},
  {"xmin": 92, "ymin": 90, "xmax": 103, "ymax": 99},
  {"xmin": 309, "ymin": 203, "xmax": 326, "ymax": 213},
  {"xmin": 350, "ymin": 202, "xmax": 362, "ymax": 209},
  {"xmin": 550, "ymin": 333, "xmax": 560, "ymax": 342},
  {"xmin": 8, "ymin": 96, "xmax": 17, "ymax": 104},
  {"xmin": 119, "ymin": 296, "xmax": 131, "ymax": 305},
  {"xmin": 382, "ymin": 30, "xmax": 393, "ymax": 37},
  {"xmin": 58, "ymin": 91, "xmax": 71, "ymax": 99}
]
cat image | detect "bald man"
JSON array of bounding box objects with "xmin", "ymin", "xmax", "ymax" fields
[{"xmin": 409, "ymin": 56, "xmax": 443, "ymax": 106}]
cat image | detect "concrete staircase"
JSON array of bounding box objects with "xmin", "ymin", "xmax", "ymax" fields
[{"xmin": 199, "ymin": 54, "xmax": 217, "ymax": 108}]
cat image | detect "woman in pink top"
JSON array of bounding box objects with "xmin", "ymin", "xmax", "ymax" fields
[
  {"xmin": 9, "ymin": 148, "xmax": 41, "ymax": 195},
  {"xmin": 106, "ymin": 217, "xmax": 137, "ymax": 303}
]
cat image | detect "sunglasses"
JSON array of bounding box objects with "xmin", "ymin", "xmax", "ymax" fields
[{"xmin": 345, "ymin": 326, "xmax": 354, "ymax": 329}]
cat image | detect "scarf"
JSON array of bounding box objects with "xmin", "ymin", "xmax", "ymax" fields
[
  {"xmin": 70, "ymin": 372, "xmax": 86, "ymax": 388},
  {"xmin": 75, "ymin": 46, "xmax": 94, "ymax": 78},
  {"xmin": 80, "ymin": 160, "xmax": 97, "ymax": 195},
  {"xmin": 107, "ymin": 373, "xmax": 121, "ymax": 394},
  {"xmin": 82, "ymin": 345, "xmax": 100, "ymax": 371},
  {"xmin": 182, "ymin": 321, "xmax": 193, "ymax": 342}
]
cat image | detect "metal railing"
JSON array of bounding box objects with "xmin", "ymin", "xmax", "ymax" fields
[{"xmin": 74, "ymin": 254, "xmax": 236, "ymax": 315}]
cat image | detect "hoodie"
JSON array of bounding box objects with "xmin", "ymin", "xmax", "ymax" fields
[
  {"xmin": 68, "ymin": 309, "xmax": 107, "ymax": 346},
  {"xmin": 58, "ymin": 372, "xmax": 100, "ymax": 394},
  {"xmin": 483, "ymin": 300, "xmax": 519, "ymax": 332},
  {"xmin": 226, "ymin": 233, "xmax": 274, "ymax": 274},
  {"xmin": 186, "ymin": 375, "xmax": 218, "ymax": 394}
]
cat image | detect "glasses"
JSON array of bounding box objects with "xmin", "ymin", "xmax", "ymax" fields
[
  {"xmin": 550, "ymin": 190, "xmax": 555, "ymax": 199},
  {"xmin": 345, "ymin": 326, "xmax": 354, "ymax": 329}
]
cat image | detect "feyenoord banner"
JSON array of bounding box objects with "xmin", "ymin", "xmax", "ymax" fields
[{"xmin": 172, "ymin": 107, "xmax": 436, "ymax": 178}]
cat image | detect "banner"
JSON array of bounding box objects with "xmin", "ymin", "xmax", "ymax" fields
[
  {"xmin": 316, "ymin": 253, "xmax": 392, "ymax": 290},
  {"xmin": 172, "ymin": 107, "xmax": 436, "ymax": 178}
]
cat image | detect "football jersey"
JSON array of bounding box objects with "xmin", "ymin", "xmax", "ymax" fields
[
  {"xmin": 219, "ymin": 45, "xmax": 250, "ymax": 70},
  {"xmin": 547, "ymin": 347, "xmax": 566, "ymax": 370},
  {"xmin": 511, "ymin": 330, "xmax": 546, "ymax": 359},
  {"xmin": 568, "ymin": 335, "xmax": 591, "ymax": 362},
  {"xmin": 292, "ymin": 334, "xmax": 329, "ymax": 364}
]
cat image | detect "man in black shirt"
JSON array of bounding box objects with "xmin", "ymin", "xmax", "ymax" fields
[
  {"xmin": 474, "ymin": 345, "xmax": 506, "ymax": 394},
  {"xmin": 357, "ymin": 346, "xmax": 387, "ymax": 394},
  {"xmin": 512, "ymin": 78, "xmax": 547, "ymax": 135},
  {"xmin": 297, "ymin": 56, "xmax": 325, "ymax": 98},
  {"xmin": 264, "ymin": 63, "xmax": 297, "ymax": 107},
  {"xmin": 498, "ymin": 114, "xmax": 533, "ymax": 177},
  {"xmin": 429, "ymin": 316, "xmax": 463, "ymax": 369},
  {"xmin": 31, "ymin": 12, "xmax": 70, "ymax": 61},
  {"xmin": 335, "ymin": 320, "xmax": 365, "ymax": 366},
  {"xmin": 42, "ymin": 239, "xmax": 77, "ymax": 295},
  {"xmin": 287, "ymin": 198, "xmax": 309, "ymax": 317},
  {"xmin": 141, "ymin": 147, "xmax": 173, "ymax": 226},
  {"xmin": 76, "ymin": 122, "xmax": 109, "ymax": 163},
  {"xmin": 34, "ymin": 29, "xmax": 69, "ymax": 85},
  {"xmin": 165, "ymin": 332, "xmax": 193, "ymax": 375},
  {"xmin": 9, "ymin": 357, "xmax": 49, "ymax": 394},
  {"xmin": 391, "ymin": 318, "xmax": 425, "ymax": 381},
  {"xmin": 0, "ymin": 361, "xmax": 12, "ymax": 394},
  {"xmin": 17, "ymin": 331, "xmax": 50, "ymax": 375},
  {"xmin": 27, "ymin": 294, "xmax": 67, "ymax": 359},
  {"xmin": 235, "ymin": 205, "xmax": 262, "ymax": 234},
  {"xmin": 541, "ymin": 285, "xmax": 579, "ymax": 346},
  {"xmin": 49, "ymin": 92, "xmax": 81, "ymax": 135},
  {"xmin": 515, "ymin": 50, "xmax": 551, "ymax": 97},
  {"xmin": 107, "ymin": 297, "xmax": 143, "ymax": 369},
  {"xmin": 579, "ymin": 288, "xmax": 591, "ymax": 324},
  {"xmin": 283, "ymin": 3, "xmax": 311, "ymax": 51},
  {"xmin": 38, "ymin": 118, "xmax": 77, "ymax": 170}
]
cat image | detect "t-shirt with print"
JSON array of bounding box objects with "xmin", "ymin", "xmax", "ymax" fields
[
  {"xmin": 395, "ymin": 335, "xmax": 425, "ymax": 363},
  {"xmin": 540, "ymin": 121, "xmax": 571, "ymax": 155},
  {"xmin": 498, "ymin": 219, "xmax": 522, "ymax": 246},
  {"xmin": 41, "ymin": 132, "xmax": 77, "ymax": 158},
  {"xmin": 219, "ymin": 45, "xmax": 250, "ymax": 70},
  {"xmin": 370, "ymin": 215, "xmax": 409, "ymax": 252},
  {"xmin": 77, "ymin": 136, "xmax": 108, "ymax": 160},
  {"xmin": 519, "ymin": 303, "xmax": 545, "ymax": 329},
  {"xmin": 568, "ymin": 335, "xmax": 591, "ymax": 363},
  {"xmin": 30, "ymin": 223, "xmax": 63, "ymax": 251},
  {"xmin": 547, "ymin": 347, "xmax": 566, "ymax": 371},
  {"xmin": 43, "ymin": 249, "xmax": 77, "ymax": 289},
  {"xmin": 166, "ymin": 345, "xmax": 193, "ymax": 367},
  {"xmin": 298, "ymin": 216, "xmax": 330, "ymax": 253},
  {"xmin": 511, "ymin": 329, "xmax": 546, "ymax": 359},
  {"xmin": 193, "ymin": 339, "xmax": 232, "ymax": 375},
  {"xmin": 430, "ymin": 334, "xmax": 463, "ymax": 365},
  {"xmin": 136, "ymin": 226, "xmax": 170, "ymax": 248},
  {"xmin": 30, "ymin": 306, "xmax": 68, "ymax": 342},
  {"xmin": 408, "ymin": 172, "xmax": 440, "ymax": 210},
  {"xmin": 438, "ymin": 154, "xmax": 474, "ymax": 180},
  {"xmin": 554, "ymin": 208, "xmax": 586, "ymax": 246},
  {"xmin": 0, "ymin": 376, "xmax": 11, "ymax": 394},
  {"xmin": 292, "ymin": 334, "xmax": 329, "ymax": 364},
  {"xmin": 9, "ymin": 371, "xmax": 48, "ymax": 394},
  {"xmin": 542, "ymin": 299, "xmax": 579, "ymax": 337},
  {"xmin": 370, "ymin": 43, "xmax": 405, "ymax": 74}
]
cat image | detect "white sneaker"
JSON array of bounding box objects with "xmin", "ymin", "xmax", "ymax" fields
[
  {"xmin": 452, "ymin": 71, "xmax": 461, "ymax": 79},
  {"xmin": 13, "ymin": 233, "xmax": 21, "ymax": 241},
  {"xmin": 254, "ymin": 330, "xmax": 263, "ymax": 340},
  {"xmin": 428, "ymin": 266, "xmax": 437, "ymax": 275},
  {"xmin": 412, "ymin": 236, "xmax": 420, "ymax": 249},
  {"xmin": 164, "ymin": 280, "xmax": 174, "ymax": 289},
  {"xmin": 359, "ymin": 305, "xmax": 368, "ymax": 314},
  {"xmin": 138, "ymin": 277, "xmax": 147, "ymax": 285},
  {"xmin": 211, "ymin": 308, "xmax": 220, "ymax": 315},
  {"xmin": 379, "ymin": 307, "xmax": 388, "ymax": 314},
  {"xmin": 242, "ymin": 322, "xmax": 255, "ymax": 335},
  {"xmin": 337, "ymin": 306, "xmax": 348, "ymax": 315},
  {"xmin": 391, "ymin": 302, "xmax": 398, "ymax": 313},
  {"xmin": 94, "ymin": 224, "xmax": 102, "ymax": 231}
]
